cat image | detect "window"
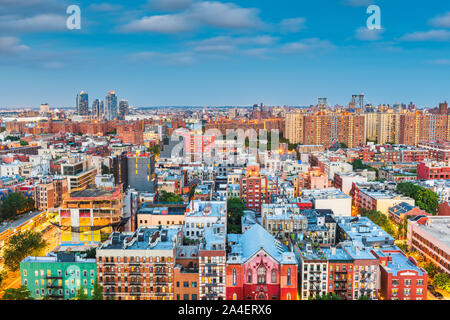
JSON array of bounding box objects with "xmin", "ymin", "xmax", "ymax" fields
[
  {"xmin": 192, "ymin": 282, "xmax": 197, "ymax": 288},
  {"xmin": 287, "ymin": 268, "xmax": 292, "ymax": 285},
  {"xmin": 232, "ymin": 268, "xmax": 237, "ymax": 286},
  {"xmin": 257, "ymin": 266, "xmax": 266, "ymax": 284},
  {"xmin": 417, "ymin": 279, "xmax": 423, "ymax": 286},
  {"xmin": 184, "ymin": 294, "xmax": 189, "ymax": 300},
  {"xmin": 183, "ymin": 281, "xmax": 189, "ymax": 288},
  {"xmin": 247, "ymin": 270, "xmax": 252, "ymax": 283},
  {"xmin": 404, "ymin": 279, "xmax": 411, "ymax": 286},
  {"xmin": 271, "ymin": 269, "xmax": 277, "ymax": 283}
]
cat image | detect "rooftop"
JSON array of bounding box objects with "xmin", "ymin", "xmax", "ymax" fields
[
  {"xmin": 99, "ymin": 227, "xmax": 180, "ymax": 251},
  {"xmin": 336, "ymin": 216, "xmax": 395, "ymax": 246}
]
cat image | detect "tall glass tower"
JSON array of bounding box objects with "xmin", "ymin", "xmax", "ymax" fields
[
  {"xmin": 118, "ymin": 99, "xmax": 129, "ymax": 120},
  {"xmin": 105, "ymin": 91, "xmax": 118, "ymax": 121},
  {"xmin": 92, "ymin": 99, "xmax": 104, "ymax": 119},
  {"xmin": 76, "ymin": 91, "xmax": 89, "ymax": 116}
]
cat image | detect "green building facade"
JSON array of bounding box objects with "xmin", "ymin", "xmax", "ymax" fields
[{"xmin": 20, "ymin": 252, "xmax": 97, "ymax": 300}]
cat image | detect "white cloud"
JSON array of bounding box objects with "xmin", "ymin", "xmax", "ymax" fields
[
  {"xmin": 189, "ymin": 1, "xmax": 263, "ymax": 30},
  {"xmin": 279, "ymin": 18, "xmax": 306, "ymax": 33},
  {"xmin": 429, "ymin": 12, "xmax": 450, "ymax": 28},
  {"xmin": 121, "ymin": 14, "xmax": 195, "ymax": 33},
  {"xmin": 121, "ymin": 1, "xmax": 263, "ymax": 33},
  {"xmin": 187, "ymin": 35, "xmax": 278, "ymax": 53},
  {"xmin": 0, "ymin": 14, "xmax": 66, "ymax": 33},
  {"xmin": 0, "ymin": 36, "xmax": 29, "ymax": 54},
  {"xmin": 355, "ymin": 26, "xmax": 384, "ymax": 41},
  {"xmin": 401, "ymin": 29, "xmax": 450, "ymax": 42},
  {"xmin": 280, "ymin": 38, "xmax": 334, "ymax": 54}
]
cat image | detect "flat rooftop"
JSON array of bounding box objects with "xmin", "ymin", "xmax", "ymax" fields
[
  {"xmin": 415, "ymin": 217, "xmax": 450, "ymax": 249},
  {"xmin": 99, "ymin": 227, "xmax": 180, "ymax": 251},
  {"xmin": 70, "ymin": 187, "xmax": 119, "ymax": 199}
]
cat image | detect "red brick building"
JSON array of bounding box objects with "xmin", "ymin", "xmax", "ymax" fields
[
  {"xmin": 372, "ymin": 249, "xmax": 428, "ymax": 300},
  {"xmin": 417, "ymin": 161, "xmax": 450, "ymax": 180}
]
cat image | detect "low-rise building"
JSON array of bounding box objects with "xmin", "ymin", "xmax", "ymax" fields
[
  {"xmin": 407, "ymin": 216, "xmax": 450, "ymax": 274},
  {"xmin": 96, "ymin": 227, "xmax": 182, "ymax": 300},
  {"xmin": 21, "ymin": 252, "xmax": 97, "ymax": 300},
  {"xmin": 372, "ymin": 247, "xmax": 428, "ymax": 300}
]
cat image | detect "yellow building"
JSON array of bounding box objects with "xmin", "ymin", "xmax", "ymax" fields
[{"xmin": 59, "ymin": 187, "xmax": 125, "ymax": 244}]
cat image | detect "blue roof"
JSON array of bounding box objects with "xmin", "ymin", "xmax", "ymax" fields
[
  {"xmin": 375, "ymin": 249, "xmax": 425, "ymax": 276},
  {"xmin": 228, "ymin": 224, "xmax": 296, "ymax": 264},
  {"xmin": 322, "ymin": 246, "xmax": 353, "ymax": 261}
]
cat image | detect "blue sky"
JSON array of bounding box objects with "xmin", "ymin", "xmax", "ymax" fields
[{"xmin": 0, "ymin": 0, "xmax": 449, "ymax": 108}]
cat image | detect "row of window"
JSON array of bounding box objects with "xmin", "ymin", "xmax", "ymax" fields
[
  {"xmin": 99, "ymin": 256, "xmax": 171, "ymax": 263},
  {"xmin": 392, "ymin": 279, "xmax": 424, "ymax": 286},
  {"xmin": 23, "ymin": 269, "xmax": 95, "ymax": 278}
]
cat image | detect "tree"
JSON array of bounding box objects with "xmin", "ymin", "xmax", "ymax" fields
[
  {"xmin": 19, "ymin": 140, "xmax": 29, "ymax": 146},
  {"xmin": 75, "ymin": 286, "xmax": 89, "ymax": 300},
  {"xmin": 309, "ymin": 293, "xmax": 341, "ymax": 300},
  {"xmin": 0, "ymin": 192, "xmax": 35, "ymax": 220},
  {"xmin": 2, "ymin": 231, "xmax": 47, "ymax": 271},
  {"xmin": 358, "ymin": 295, "xmax": 370, "ymax": 300},
  {"xmin": 92, "ymin": 281, "xmax": 104, "ymax": 300},
  {"xmin": 84, "ymin": 247, "xmax": 97, "ymax": 259},
  {"xmin": 2, "ymin": 285, "xmax": 33, "ymax": 300},
  {"xmin": 158, "ymin": 190, "xmax": 183, "ymax": 203},
  {"xmin": 148, "ymin": 145, "xmax": 161, "ymax": 157},
  {"xmin": 423, "ymin": 262, "xmax": 439, "ymax": 279},
  {"xmin": 433, "ymin": 273, "xmax": 450, "ymax": 292},
  {"xmin": 396, "ymin": 183, "xmax": 439, "ymax": 215},
  {"xmin": 227, "ymin": 197, "xmax": 245, "ymax": 234},
  {"xmin": 5, "ymin": 136, "xmax": 20, "ymax": 142},
  {"xmin": 101, "ymin": 164, "xmax": 110, "ymax": 175},
  {"xmin": 359, "ymin": 208, "xmax": 396, "ymax": 237}
]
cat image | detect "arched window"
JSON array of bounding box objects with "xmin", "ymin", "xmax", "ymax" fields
[
  {"xmin": 247, "ymin": 270, "xmax": 252, "ymax": 284},
  {"xmin": 287, "ymin": 293, "xmax": 291, "ymax": 300},
  {"xmin": 257, "ymin": 266, "xmax": 266, "ymax": 284},
  {"xmin": 287, "ymin": 268, "xmax": 291, "ymax": 285},
  {"xmin": 233, "ymin": 293, "xmax": 237, "ymax": 300},
  {"xmin": 271, "ymin": 269, "xmax": 277, "ymax": 283},
  {"xmin": 233, "ymin": 268, "xmax": 237, "ymax": 286}
]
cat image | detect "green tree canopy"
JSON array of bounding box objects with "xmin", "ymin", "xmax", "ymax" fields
[
  {"xmin": 308, "ymin": 293, "xmax": 342, "ymax": 300},
  {"xmin": 396, "ymin": 183, "xmax": 439, "ymax": 215},
  {"xmin": 3, "ymin": 231, "xmax": 47, "ymax": 271},
  {"xmin": 433, "ymin": 273, "xmax": 450, "ymax": 292},
  {"xmin": 227, "ymin": 197, "xmax": 245, "ymax": 234},
  {"xmin": 101, "ymin": 164, "xmax": 110, "ymax": 175},
  {"xmin": 2, "ymin": 285, "xmax": 33, "ymax": 300},
  {"xmin": 359, "ymin": 208, "xmax": 396, "ymax": 237},
  {"xmin": 0, "ymin": 192, "xmax": 35, "ymax": 220},
  {"xmin": 92, "ymin": 281, "xmax": 104, "ymax": 300},
  {"xmin": 159, "ymin": 190, "xmax": 183, "ymax": 203},
  {"xmin": 423, "ymin": 262, "xmax": 439, "ymax": 279}
]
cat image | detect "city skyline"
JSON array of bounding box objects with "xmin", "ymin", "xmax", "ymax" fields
[{"xmin": 0, "ymin": 0, "xmax": 449, "ymax": 108}]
